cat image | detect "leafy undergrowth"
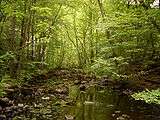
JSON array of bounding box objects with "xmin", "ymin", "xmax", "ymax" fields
[
  {"xmin": 132, "ymin": 89, "xmax": 160, "ymax": 104},
  {"xmin": 0, "ymin": 78, "xmax": 75, "ymax": 120}
]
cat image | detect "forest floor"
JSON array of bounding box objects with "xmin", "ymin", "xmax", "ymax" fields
[{"xmin": 0, "ymin": 69, "xmax": 160, "ymax": 119}]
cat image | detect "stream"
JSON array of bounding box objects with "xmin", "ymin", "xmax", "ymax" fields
[
  {"xmin": 65, "ymin": 85, "xmax": 160, "ymax": 120},
  {"xmin": 1, "ymin": 83, "xmax": 160, "ymax": 120}
]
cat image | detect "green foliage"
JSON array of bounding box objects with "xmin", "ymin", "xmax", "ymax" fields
[
  {"xmin": 90, "ymin": 56, "xmax": 128, "ymax": 79},
  {"xmin": 0, "ymin": 52, "xmax": 15, "ymax": 96},
  {"xmin": 0, "ymin": 52, "xmax": 15, "ymax": 78},
  {"xmin": 18, "ymin": 62, "xmax": 48, "ymax": 83},
  {"xmin": 0, "ymin": 75, "xmax": 16, "ymax": 97},
  {"xmin": 132, "ymin": 89, "xmax": 160, "ymax": 104},
  {"xmin": 1, "ymin": 0, "xmax": 160, "ymax": 81},
  {"xmin": 87, "ymin": 1, "xmax": 160, "ymax": 79},
  {"xmin": 0, "ymin": 81, "xmax": 6, "ymax": 97}
]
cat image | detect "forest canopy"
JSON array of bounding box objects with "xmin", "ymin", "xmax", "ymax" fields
[{"xmin": 0, "ymin": 0, "xmax": 160, "ymax": 80}]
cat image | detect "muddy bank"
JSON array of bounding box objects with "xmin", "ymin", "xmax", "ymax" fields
[
  {"xmin": 1, "ymin": 81, "xmax": 160, "ymax": 120},
  {"xmin": 28, "ymin": 69, "xmax": 160, "ymax": 94},
  {"xmin": 1, "ymin": 69, "xmax": 160, "ymax": 119},
  {"xmin": 0, "ymin": 83, "xmax": 69, "ymax": 119}
]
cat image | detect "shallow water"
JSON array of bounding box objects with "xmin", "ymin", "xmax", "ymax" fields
[
  {"xmin": 6, "ymin": 84, "xmax": 160, "ymax": 120},
  {"xmin": 65, "ymin": 85, "xmax": 160, "ymax": 120}
]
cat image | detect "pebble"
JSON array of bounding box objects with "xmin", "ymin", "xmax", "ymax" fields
[
  {"xmin": 0, "ymin": 97, "xmax": 9, "ymax": 107},
  {"xmin": 18, "ymin": 104, "xmax": 24, "ymax": 107},
  {"xmin": 107, "ymin": 104, "xmax": 114, "ymax": 108},
  {"xmin": 65, "ymin": 115, "xmax": 74, "ymax": 120},
  {"xmin": 116, "ymin": 116, "xmax": 125, "ymax": 120},
  {"xmin": 115, "ymin": 111, "xmax": 121, "ymax": 114},
  {"xmin": 0, "ymin": 106, "xmax": 2, "ymax": 111},
  {"xmin": 0, "ymin": 115, "xmax": 6, "ymax": 119},
  {"xmin": 79, "ymin": 85, "xmax": 86, "ymax": 91},
  {"xmin": 42, "ymin": 97, "xmax": 50, "ymax": 100},
  {"xmin": 5, "ymin": 107, "xmax": 12, "ymax": 112},
  {"xmin": 1, "ymin": 97, "xmax": 10, "ymax": 103},
  {"xmin": 84, "ymin": 101, "xmax": 95, "ymax": 105},
  {"xmin": 81, "ymin": 81, "xmax": 87, "ymax": 84},
  {"xmin": 74, "ymin": 80, "xmax": 81, "ymax": 85},
  {"xmin": 122, "ymin": 114, "xmax": 130, "ymax": 118}
]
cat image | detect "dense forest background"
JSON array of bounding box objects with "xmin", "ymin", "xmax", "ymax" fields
[{"xmin": 1, "ymin": 0, "xmax": 160, "ymax": 82}]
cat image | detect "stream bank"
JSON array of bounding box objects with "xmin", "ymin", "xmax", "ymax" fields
[{"xmin": 0, "ymin": 69, "xmax": 160, "ymax": 120}]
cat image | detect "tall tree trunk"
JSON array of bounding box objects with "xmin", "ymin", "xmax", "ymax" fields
[
  {"xmin": 31, "ymin": 18, "xmax": 35, "ymax": 61},
  {"xmin": 97, "ymin": 0, "xmax": 110, "ymax": 39},
  {"xmin": 73, "ymin": 12, "xmax": 82, "ymax": 67},
  {"xmin": 9, "ymin": 15, "xmax": 17, "ymax": 78},
  {"xmin": 26, "ymin": 1, "xmax": 32, "ymax": 60},
  {"xmin": 31, "ymin": 0, "xmax": 36, "ymax": 61},
  {"xmin": 9, "ymin": 15, "xmax": 16, "ymax": 51},
  {"xmin": 14, "ymin": 1, "xmax": 27, "ymax": 78},
  {"xmin": 89, "ymin": 6, "xmax": 94, "ymax": 63},
  {"xmin": 0, "ymin": 4, "xmax": 6, "ymax": 39}
]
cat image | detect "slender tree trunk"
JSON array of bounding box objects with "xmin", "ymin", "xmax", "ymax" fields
[
  {"xmin": 27, "ymin": 2, "xmax": 32, "ymax": 60},
  {"xmin": 82, "ymin": 27, "xmax": 89, "ymax": 65},
  {"xmin": 89, "ymin": 9, "xmax": 94, "ymax": 63},
  {"xmin": 97, "ymin": 0, "xmax": 110, "ymax": 39},
  {"xmin": 0, "ymin": 6, "xmax": 6, "ymax": 39},
  {"xmin": 9, "ymin": 15, "xmax": 17, "ymax": 78},
  {"xmin": 14, "ymin": 1, "xmax": 27, "ymax": 78},
  {"xmin": 31, "ymin": 0, "xmax": 36, "ymax": 61},
  {"xmin": 31, "ymin": 19, "xmax": 35, "ymax": 60},
  {"xmin": 73, "ymin": 12, "xmax": 82, "ymax": 67},
  {"xmin": 9, "ymin": 15, "xmax": 16, "ymax": 51}
]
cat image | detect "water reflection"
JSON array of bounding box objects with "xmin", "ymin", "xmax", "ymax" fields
[{"xmin": 67, "ymin": 85, "xmax": 160, "ymax": 120}]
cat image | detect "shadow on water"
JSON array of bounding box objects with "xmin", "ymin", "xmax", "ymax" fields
[{"xmin": 65, "ymin": 85, "xmax": 160, "ymax": 120}]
